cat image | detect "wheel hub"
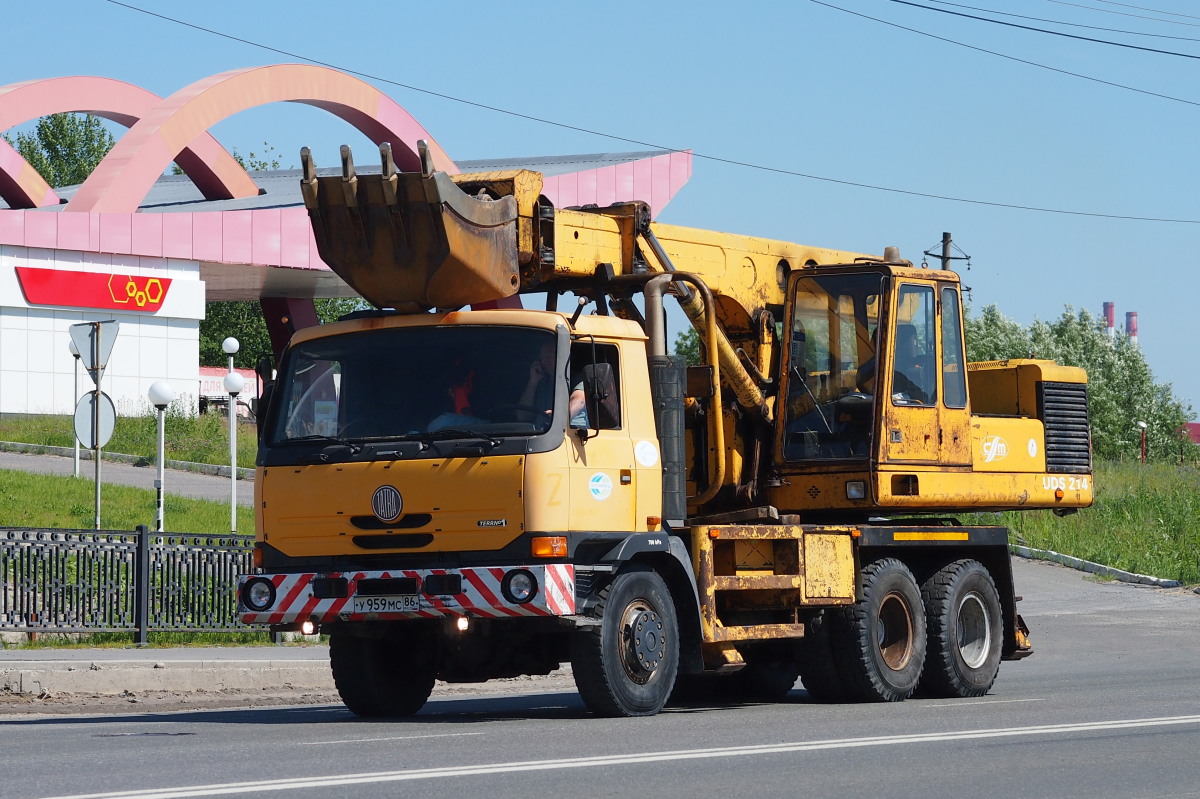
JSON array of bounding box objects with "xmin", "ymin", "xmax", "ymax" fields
[
  {"xmin": 620, "ymin": 603, "xmax": 665, "ymax": 684},
  {"xmin": 876, "ymin": 590, "xmax": 914, "ymax": 670}
]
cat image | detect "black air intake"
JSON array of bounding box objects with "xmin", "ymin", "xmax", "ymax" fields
[
  {"xmin": 1038, "ymin": 381, "xmax": 1092, "ymax": 474},
  {"xmin": 650, "ymin": 355, "xmax": 686, "ymax": 526}
]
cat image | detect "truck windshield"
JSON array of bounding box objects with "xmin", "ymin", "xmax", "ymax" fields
[
  {"xmin": 267, "ymin": 325, "xmax": 559, "ymax": 445},
  {"xmin": 782, "ymin": 272, "xmax": 883, "ymax": 461}
]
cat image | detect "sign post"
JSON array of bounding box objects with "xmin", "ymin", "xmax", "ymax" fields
[{"xmin": 69, "ymin": 321, "xmax": 120, "ymax": 529}]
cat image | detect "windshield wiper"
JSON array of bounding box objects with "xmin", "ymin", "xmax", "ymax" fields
[
  {"xmin": 402, "ymin": 429, "xmax": 502, "ymax": 450},
  {"xmin": 287, "ymin": 434, "xmax": 364, "ymax": 454}
]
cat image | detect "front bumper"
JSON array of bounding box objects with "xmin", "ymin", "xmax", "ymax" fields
[{"xmin": 236, "ymin": 565, "xmax": 576, "ymax": 625}]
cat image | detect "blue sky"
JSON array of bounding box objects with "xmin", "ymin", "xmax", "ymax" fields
[{"xmin": 7, "ymin": 0, "xmax": 1198, "ymax": 418}]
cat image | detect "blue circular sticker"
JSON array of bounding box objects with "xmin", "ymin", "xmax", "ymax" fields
[{"xmin": 589, "ymin": 472, "xmax": 613, "ymax": 501}]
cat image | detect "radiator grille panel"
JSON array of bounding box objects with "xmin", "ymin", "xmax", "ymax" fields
[{"xmin": 1038, "ymin": 381, "xmax": 1092, "ymax": 474}]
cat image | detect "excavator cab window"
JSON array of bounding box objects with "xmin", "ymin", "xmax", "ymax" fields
[
  {"xmin": 782, "ymin": 272, "xmax": 883, "ymax": 461},
  {"xmin": 891, "ymin": 285, "xmax": 937, "ymax": 406}
]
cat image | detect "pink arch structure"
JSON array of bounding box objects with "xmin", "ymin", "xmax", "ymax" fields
[
  {"xmin": 0, "ymin": 76, "xmax": 259, "ymax": 209},
  {"xmin": 0, "ymin": 64, "xmax": 691, "ymax": 335},
  {"xmin": 68, "ymin": 65, "xmax": 458, "ymax": 214}
]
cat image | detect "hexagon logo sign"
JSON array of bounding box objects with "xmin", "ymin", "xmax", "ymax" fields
[{"xmin": 15, "ymin": 266, "xmax": 172, "ymax": 312}]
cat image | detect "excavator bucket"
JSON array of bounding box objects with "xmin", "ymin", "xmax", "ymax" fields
[{"xmin": 301, "ymin": 142, "xmax": 523, "ymax": 310}]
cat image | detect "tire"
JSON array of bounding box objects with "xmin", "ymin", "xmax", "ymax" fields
[
  {"xmin": 920, "ymin": 559, "xmax": 1003, "ymax": 698},
  {"xmin": 831, "ymin": 558, "xmax": 926, "ymax": 702},
  {"xmin": 570, "ymin": 566, "xmax": 679, "ymax": 717},
  {"xmin": 729, "ymin": 641, "xmax": 802, "ymax": 702},
  {"xmin": 797, "ymin": 611, "xmax": 848, "ymax": 703},
  {"xmin": 329, "ymin": 630, "xmax": 436, "ymax": 717}
]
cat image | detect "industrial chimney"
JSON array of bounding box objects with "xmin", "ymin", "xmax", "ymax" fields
[
  {"xmin": 1126, "ymin": 311, "xmax": 1139, "ymax": 347},
  {"xmin": 1103, "ymin": 302, "xmax": 1116, "ymax": 338}
]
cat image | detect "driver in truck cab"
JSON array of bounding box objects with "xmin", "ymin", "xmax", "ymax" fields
[{"xmin": 519, "ymin": 340, "xmax": 588, "ymax": 428}]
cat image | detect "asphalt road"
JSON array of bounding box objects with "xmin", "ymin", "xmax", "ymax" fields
[
  {"xmin": 4, "ymin": 559, "xmax": 1199, "ymax": 799},
  {"xmin": 0, "ymin": 449, "xmax": 253, "ymax": 506}
]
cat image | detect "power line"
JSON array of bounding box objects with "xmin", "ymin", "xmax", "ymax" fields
[
  {"xmin": 1041, "ymin": 0, "xmax": 1200, "ymax": 27},
  {"xmin": 814, "ymin": 0, "xmax": 1200, "ymax": 108},
  {"xmin": 927, "ymin": 0, "xmax": 1200, "ymax": 43},
  {"xmin": 101, "ymin": 0, "xmax": 1200, "ymax": 225},
  {"xmin": 1085, "ymin": 0, "xmax": 1200, "ymax": 21},
  {"xmin": 892, "ymin": 0, "xmax": 1200, "ymax": 56}
]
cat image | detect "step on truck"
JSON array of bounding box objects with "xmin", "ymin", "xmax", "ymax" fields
[{"xmin": 237, "ymin": 143, "xmax": 1092, "ymax": 716}]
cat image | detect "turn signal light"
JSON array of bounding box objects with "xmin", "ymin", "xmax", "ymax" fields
[
  {"xmin": 531, "ymin": 536, "xmax": 568, "ymax": 557},
  {"xmin": 252, "ymin": 545, "xmax": 263, "ymax": 570},
  {"xmin": 1055, "ymin": 489, "xmax": 1065, "ymax": 500}
]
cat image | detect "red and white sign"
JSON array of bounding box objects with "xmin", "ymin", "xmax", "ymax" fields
[{"xmin": 15, "ymin": 266, "xmax": 172, "ymax": 312}]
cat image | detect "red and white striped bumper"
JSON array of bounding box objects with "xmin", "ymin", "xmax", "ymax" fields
[{"xmin": 237, "ymin": 565, "xmax": 575, "ymax": 625}]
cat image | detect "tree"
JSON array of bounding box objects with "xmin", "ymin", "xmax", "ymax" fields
[
  {"xmin": 4, "ymin": 113, "xmax": 115, "ymax": 188},
  {"xmin": 199, "ymin": 298, "xmax": 367, "ymax": 368},
  {"xmin": 964, "ymin": 304, "xmax": 1032, "ymax": 363},
  {"xmin": 673, "ymin": 327, "xmax": 701, "ymax": 366}
]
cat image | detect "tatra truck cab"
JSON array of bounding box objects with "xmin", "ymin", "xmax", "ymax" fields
[{"xmin": 238, "ymin": 143, "xmax": 1092, "ymax": 717}]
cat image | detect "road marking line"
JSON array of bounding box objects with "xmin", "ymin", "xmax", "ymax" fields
[
  {"xmin": 924, "ymin": 698, "xmax": 1048, "ymax": 707},
  {"xmin": 38, "ymin": 713, "xmax": 1200, "ymax": 799},
  {"xmin": 299, "ymin": 732, "xmax": 484, "ymax": 745}
]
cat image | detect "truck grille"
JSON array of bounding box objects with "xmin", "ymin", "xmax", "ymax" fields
[{"xmin": 1037, "ymin": 381, "xmax": 1092, "ymax": 474}]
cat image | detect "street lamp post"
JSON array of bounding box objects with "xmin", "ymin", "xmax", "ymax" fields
[
  {"xmin": 223, "ymin": 333, "xmax": 243, "ymax": 532},
  {"xmin": 147, "ymin": 381, "xmax": 175, "ymax": 532},
  {"xmin": 69, "ymin": 340, "xmax": 81, "ymax": 478},
  {"xmin": 1136, "ymin": 420, "xmax": 1147, "ymax": 464}
]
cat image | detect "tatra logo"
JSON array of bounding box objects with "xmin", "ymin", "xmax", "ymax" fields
[
  {"xmin": 14, "ymin": 266, "xmax": 172, "ymax": 313},
  {"xmin": 371, "ymin": 485, "xmax": 403, "ymax": 522},
  {"xmin": 981, "ymin": 435, "xmax": 1009, "ymax": 463}
]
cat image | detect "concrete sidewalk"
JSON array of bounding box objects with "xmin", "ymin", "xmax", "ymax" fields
[
  {"xmin": 0, "ymin": 448, "xmax": 253, "ymax": 506},
  {"xmin": 0, "ymin": 646, "xmax": 334, "ymax": 698}
]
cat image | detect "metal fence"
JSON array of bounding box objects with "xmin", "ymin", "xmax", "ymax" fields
[{"xmin": 0, "ymin": 525, "xmax": 253, "ymax": 642}]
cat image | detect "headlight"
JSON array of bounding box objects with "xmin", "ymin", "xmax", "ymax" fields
[
  {"xmin": 501, "ymin": 569, "xmax": 538, "ymax": 604},
  {"xmin": 241, "ymin": 577, "xmax": 276, "ymax": 611}
]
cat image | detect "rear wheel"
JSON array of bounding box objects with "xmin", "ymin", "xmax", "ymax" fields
[
  {"xmin": 831, "ymin": 558, "xmax": 926, "ymax": 702},
  {"xmin": 329, "ymin": 629, "xmax": 436, "ymax": 717},
  {"xmin": 920, "ymin": 559, "xmax": 1003, "ymax": 698},
  {"xmin": 570, "ymin": 566, "xmax": 679, "ymax": 717}
]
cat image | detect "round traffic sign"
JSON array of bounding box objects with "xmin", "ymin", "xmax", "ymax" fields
[{"xmin": 74, "ymin": 391, "xmax": 117, "ymax": 450}]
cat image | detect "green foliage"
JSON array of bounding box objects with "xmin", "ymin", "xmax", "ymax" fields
[
  {"xmin": 0, "ymin": 468, "xmax": 254, "ymax": 533},
  {"xmin": 229, "ymin": 142, "xmax": 286, "ymax": 172},
  {"xmin": 993, "ymin": 461, "xmax": 1200, "ymax": 584},
  {"xmin": 199, "ymin": 298, "xmax": 368, "ymax": 367},
  {"xmin": 966, "ymin": 304, "xmax": 1197, "ymax": 463},
  {"xmin": 0, "ymin": 411, "xmax": 257, "ymax": 469},
  {"xmin": 673, "ymin": 327, "xmax": 701, "ymax": 366},
  {"xmin": 3, "ymin": 113, "xmax": 115, "ymax": 188}
]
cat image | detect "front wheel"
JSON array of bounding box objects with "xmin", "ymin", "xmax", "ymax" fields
[
  {"xmin": 570, "ymin": 566, "xmax": 679, "ymax": 717},
  {"xmin": 831, "ymin": 558, "xmax": 926, "ymax": 702},
  {"xmin": 329, "ymin": 629, "xmax": 436, "ymax": 717},
  {"xmin": 920, "ymin": 559, "xmax": 1003, "ymax": 698}
]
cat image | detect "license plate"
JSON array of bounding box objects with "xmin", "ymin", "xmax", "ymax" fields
[{"xmin": 352, "ymin": 595, "xmax": 421, "ymax": 613}]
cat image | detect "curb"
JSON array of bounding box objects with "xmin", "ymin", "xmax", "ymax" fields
[
  {"xmin": 1012, "ymin": 545, "xmax": 1183, "ymax": 588},
  {"xmin": 0, "ymin": 440, "xmax": 254, "ymax": 481},
  {"xmin": 0, "ymin": 658, "xmax": 333, "ymax": 696}
]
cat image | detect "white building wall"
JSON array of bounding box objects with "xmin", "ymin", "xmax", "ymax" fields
[{"xmin": 0, "ymin": 245, "xmax": 206, "ymax": 416}]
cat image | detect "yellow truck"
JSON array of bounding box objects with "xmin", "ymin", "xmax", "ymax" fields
[{"xmin": 237, "ymin": 143, "xmax": 1093, "ymax": 716}]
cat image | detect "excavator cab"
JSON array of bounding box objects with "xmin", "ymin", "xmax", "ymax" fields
[{"xmin": 774, "ymin": 263, "xmax": 975, "ymax": 515}]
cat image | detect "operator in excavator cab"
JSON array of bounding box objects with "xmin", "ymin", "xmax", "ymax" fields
[{"xmin": 893, "ymin": 323, "xmax": 933, "ymax": 405}]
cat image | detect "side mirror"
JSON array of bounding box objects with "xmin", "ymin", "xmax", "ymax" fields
[{"xmin": 582, "ymin": 362, "xmax": 619, "ymax": 428}]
